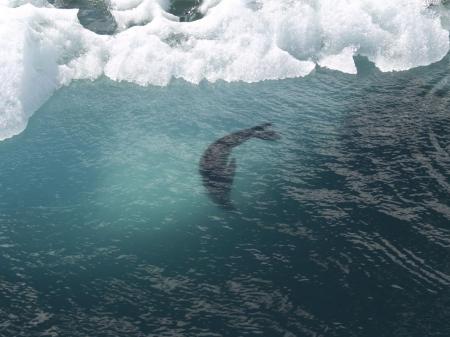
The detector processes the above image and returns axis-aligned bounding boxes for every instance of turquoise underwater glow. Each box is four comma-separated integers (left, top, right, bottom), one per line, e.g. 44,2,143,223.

1,1,450,336
1,55,450,335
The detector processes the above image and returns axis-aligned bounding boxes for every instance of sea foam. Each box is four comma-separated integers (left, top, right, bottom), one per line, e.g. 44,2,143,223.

0,0,449,140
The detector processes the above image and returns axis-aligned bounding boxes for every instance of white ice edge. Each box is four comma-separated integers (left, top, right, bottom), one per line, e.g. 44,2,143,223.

0,0,449,140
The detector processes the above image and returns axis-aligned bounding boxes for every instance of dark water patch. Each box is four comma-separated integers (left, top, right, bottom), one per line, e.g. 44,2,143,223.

169,0,203,22
49,0,117,35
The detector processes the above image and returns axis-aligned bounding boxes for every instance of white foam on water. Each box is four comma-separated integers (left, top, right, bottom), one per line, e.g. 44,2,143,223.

0,0,449,140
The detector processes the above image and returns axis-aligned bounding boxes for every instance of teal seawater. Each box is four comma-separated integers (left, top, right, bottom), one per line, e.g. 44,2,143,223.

0,55,450,336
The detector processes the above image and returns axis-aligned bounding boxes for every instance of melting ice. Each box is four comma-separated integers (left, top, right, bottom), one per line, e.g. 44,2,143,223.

0,0,449,140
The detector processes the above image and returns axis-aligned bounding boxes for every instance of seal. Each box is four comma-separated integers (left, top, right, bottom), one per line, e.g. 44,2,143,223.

199,123,280,209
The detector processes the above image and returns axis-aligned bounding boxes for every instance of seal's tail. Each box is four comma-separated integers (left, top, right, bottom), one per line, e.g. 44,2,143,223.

252,123,281,141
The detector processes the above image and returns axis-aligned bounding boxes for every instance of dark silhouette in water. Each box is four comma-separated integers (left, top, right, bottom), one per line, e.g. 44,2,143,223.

199,123,280,209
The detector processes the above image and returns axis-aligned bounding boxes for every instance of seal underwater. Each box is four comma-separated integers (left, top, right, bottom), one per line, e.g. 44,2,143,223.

199,123,280,209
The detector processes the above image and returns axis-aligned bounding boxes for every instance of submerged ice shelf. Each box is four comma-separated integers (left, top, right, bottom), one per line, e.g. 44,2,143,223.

1,0,450,140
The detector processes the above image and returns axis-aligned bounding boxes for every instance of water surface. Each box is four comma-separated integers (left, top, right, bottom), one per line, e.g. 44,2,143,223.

1,53,449,336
